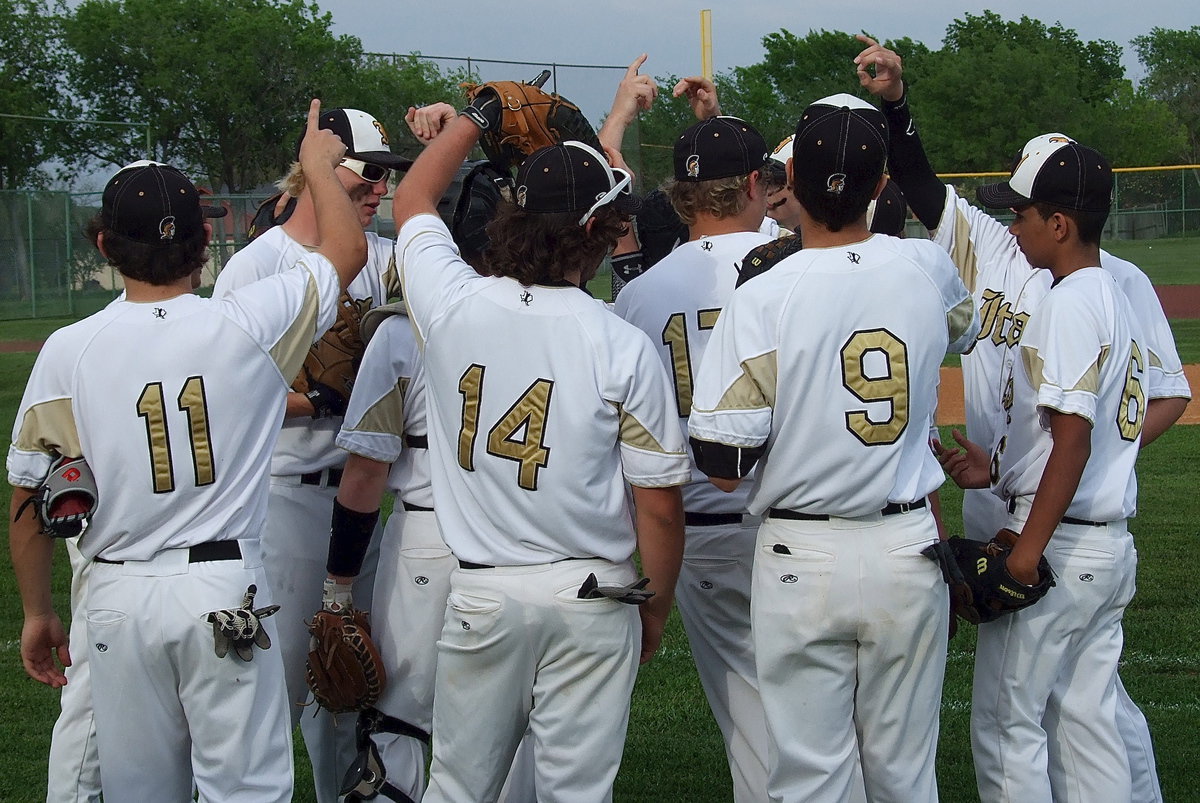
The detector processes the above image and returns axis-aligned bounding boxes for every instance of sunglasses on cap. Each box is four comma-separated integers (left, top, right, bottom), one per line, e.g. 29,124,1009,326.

338,157,391,185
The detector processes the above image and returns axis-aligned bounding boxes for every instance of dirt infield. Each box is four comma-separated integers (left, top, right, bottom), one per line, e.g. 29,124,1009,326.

1157,285,1200,319
938,365,1200,426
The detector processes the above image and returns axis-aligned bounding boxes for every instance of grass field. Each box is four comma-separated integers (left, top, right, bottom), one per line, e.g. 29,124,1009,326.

1,261,1197,800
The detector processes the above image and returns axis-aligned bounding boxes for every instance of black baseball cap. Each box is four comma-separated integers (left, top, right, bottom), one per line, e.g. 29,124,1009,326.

674,116,769,182
514,141,640,224
298,108,413,171
101,160,226,247
792,93,888,197
976,133,1112,213
867,177,908,236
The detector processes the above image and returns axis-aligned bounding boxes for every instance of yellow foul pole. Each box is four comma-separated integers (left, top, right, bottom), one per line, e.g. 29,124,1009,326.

700,9,713,80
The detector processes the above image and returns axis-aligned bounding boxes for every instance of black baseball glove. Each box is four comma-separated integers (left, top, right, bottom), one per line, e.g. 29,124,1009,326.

922,535,1055,624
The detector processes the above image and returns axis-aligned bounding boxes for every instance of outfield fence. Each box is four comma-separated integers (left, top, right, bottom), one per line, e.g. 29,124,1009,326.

1,167,1198,321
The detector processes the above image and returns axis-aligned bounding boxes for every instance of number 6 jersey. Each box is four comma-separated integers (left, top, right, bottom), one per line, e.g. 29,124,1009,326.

7,256,340,561
396,214,691,568
689,234,979,517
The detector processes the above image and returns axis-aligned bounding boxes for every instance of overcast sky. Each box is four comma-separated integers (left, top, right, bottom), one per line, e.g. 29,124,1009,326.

316,0,1195,122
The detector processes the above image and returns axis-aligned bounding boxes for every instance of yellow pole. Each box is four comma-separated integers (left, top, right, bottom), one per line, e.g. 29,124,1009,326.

700,9,713,80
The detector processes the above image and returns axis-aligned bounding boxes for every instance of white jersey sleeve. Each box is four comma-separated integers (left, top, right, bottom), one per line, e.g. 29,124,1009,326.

395,214,478,347
336,311,432,506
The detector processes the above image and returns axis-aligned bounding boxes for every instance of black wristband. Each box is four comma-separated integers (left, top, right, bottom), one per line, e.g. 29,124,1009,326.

305,382,347,419
327,499,379,577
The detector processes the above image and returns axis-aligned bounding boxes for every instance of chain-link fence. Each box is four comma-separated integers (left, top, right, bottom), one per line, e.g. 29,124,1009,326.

2,167,1198,321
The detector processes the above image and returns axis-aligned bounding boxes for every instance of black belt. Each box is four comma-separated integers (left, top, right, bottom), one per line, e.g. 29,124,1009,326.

300,468,343,487
402,501,434,513
404,434,428,449
1061,515,1108,527
768,498,927,521
685,511,743,527
1007,498,1106,528
457,555,592,571
95,540,242,565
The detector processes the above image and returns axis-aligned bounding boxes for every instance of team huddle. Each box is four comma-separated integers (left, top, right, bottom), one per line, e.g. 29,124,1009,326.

7,33,1189,803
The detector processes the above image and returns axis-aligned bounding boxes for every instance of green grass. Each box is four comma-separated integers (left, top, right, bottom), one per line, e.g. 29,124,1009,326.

0,317,1197,801
1103,238,1200,286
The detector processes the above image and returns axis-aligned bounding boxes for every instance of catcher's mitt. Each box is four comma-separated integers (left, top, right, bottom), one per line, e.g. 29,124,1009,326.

306,606,386,714
16,456,98,538
736,234,804,288
923,536,1055,624
461,72,601,170
293,291,371,418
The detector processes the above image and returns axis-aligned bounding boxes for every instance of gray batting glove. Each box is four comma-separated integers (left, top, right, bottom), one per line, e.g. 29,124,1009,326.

577,572,655,605
206,584,280,662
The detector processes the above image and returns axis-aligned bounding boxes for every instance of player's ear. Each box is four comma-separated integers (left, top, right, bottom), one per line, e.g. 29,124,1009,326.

1050,211,1071,244
95,231,110,261
203,221,214,245
871,173,888,201
785,157,794,189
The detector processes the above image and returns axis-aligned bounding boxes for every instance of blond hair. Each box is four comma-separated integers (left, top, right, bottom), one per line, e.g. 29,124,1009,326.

276,161,305,196
664,174,752,226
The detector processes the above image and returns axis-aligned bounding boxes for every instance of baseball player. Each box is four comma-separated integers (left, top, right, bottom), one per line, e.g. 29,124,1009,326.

934,134,1149,802
389,97,690,800
7,100,365,801
614,114,773,802
212,106,409,802
688,94,979,802
856,37,1191,802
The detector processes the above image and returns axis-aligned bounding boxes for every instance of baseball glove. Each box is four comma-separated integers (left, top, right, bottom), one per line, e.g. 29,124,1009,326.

461,72,601,170
736,234,804,288
922,536,1055,624
292,292,370,418
15,456,98,538
305,606,386,714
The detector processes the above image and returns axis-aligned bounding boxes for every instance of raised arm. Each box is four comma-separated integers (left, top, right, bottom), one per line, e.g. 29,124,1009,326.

598,54,658,152
854,35,946,231
404,102,459,146
300,99,368,289
393,114,485,229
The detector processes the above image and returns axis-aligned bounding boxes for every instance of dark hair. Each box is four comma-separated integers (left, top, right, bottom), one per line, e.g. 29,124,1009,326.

1031,202,1108,245
483,203,628,285
794,175,878,233
86,213,209,285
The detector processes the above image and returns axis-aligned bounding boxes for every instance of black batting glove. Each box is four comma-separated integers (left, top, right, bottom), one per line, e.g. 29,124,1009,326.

460,87,503,131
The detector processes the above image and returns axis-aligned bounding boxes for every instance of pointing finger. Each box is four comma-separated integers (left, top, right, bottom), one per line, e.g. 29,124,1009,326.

627,53,648,76
306,98,321,132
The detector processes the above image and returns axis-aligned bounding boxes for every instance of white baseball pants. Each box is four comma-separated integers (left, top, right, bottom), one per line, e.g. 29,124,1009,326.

972,515,1138,803
85,542,293,802
675,518,770,802
752,509,947,803
263,477,382,803
423,559,640,803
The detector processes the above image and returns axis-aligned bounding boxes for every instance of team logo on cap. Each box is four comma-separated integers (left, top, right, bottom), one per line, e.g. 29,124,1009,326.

686,154,701,178
516,185,528,208
1049,136,1072,144
826,174,847,195
159,216,176,240
373,120,389,145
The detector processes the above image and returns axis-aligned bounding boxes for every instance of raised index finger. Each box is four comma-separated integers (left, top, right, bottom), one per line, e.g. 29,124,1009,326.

627,53,648,77
306,98,322,133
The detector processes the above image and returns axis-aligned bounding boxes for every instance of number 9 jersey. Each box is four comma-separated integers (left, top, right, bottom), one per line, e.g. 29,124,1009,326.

689,234,979,517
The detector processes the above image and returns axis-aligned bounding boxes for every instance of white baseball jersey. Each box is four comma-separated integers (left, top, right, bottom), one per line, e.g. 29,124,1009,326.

336,311,432,508
931,185,1190,534
396,214,691,567
689,234,979,516
614,231,771,514
214,226,396,475
995,268,1146,521
8,256,340,561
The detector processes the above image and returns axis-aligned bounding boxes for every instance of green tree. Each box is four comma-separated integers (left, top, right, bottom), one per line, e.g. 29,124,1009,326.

1133,26,1200,163
61,0,459,192
0,0,74,190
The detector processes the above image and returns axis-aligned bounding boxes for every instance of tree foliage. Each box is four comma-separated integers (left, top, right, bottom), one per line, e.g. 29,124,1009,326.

0,0,74,190
61,0,462,191
1133,26,1200,163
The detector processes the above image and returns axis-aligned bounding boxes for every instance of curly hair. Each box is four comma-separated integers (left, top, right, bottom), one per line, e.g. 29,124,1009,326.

664,174,752,227
85,214,209,286
483,204,629,285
